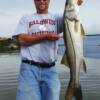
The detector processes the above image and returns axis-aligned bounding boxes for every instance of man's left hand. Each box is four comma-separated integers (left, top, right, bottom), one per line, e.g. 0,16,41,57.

77,0,84,6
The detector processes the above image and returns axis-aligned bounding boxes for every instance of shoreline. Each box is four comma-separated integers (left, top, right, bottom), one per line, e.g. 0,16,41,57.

0,52,100,59
0,52,20,55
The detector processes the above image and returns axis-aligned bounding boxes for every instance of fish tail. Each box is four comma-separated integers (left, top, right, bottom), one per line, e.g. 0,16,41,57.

65,84,74,100
65,84,83,100
74,85,83,100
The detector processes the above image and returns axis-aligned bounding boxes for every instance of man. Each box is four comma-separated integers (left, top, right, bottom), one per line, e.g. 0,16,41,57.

13,0,84,100
14,0,62,100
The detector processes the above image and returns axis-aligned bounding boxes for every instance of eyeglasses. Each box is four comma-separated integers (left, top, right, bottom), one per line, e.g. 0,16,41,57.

35,0,48,2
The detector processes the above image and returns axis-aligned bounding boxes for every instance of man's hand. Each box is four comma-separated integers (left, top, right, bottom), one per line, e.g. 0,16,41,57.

77,0,84,6
46,33,62,41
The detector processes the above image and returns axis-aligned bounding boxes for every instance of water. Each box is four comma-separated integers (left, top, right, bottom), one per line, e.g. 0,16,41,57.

58,35,100,58
0,55,20,100
0,55,100,100
84,35,100,58
0,35,100,100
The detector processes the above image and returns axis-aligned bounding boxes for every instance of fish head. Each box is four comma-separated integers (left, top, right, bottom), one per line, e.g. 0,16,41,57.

64,0,80,21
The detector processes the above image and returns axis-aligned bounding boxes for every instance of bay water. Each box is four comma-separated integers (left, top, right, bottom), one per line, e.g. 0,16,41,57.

0,35,100,100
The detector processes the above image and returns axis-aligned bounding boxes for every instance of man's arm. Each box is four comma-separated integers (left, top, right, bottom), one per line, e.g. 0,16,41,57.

17,32,62,46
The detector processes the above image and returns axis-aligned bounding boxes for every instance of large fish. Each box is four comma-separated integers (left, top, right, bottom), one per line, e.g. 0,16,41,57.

61,0,86,100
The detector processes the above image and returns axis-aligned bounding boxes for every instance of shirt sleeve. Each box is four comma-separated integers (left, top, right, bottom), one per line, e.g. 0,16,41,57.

13,15,29,36
56,14,64,34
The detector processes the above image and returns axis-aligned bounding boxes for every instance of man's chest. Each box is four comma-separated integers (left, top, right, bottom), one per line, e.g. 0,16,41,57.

27,16,57,34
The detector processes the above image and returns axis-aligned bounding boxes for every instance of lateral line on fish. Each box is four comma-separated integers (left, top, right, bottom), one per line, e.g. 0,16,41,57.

65,18,76,78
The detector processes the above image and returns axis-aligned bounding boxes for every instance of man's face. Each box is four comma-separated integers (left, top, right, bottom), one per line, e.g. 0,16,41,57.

34,0,50,13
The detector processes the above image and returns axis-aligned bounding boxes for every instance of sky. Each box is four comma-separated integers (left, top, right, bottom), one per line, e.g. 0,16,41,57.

0,0,100,37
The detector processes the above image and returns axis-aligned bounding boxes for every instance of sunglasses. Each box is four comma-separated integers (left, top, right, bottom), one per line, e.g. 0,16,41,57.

35,0,48,1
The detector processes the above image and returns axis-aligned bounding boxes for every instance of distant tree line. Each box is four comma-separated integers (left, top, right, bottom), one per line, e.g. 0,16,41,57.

0,38,20,53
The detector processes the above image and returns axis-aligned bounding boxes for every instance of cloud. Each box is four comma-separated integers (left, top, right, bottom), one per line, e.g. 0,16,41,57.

0,10,14,16
0,0,100,37
0,10,22,37
80,0,100,34
0,16,18,37
0,0,66,37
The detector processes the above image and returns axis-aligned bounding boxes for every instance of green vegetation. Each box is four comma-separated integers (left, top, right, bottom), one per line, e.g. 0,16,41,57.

0,38,20,53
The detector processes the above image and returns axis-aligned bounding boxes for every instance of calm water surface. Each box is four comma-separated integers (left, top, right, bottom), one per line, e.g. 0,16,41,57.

0,54,100,100
1,35,100,100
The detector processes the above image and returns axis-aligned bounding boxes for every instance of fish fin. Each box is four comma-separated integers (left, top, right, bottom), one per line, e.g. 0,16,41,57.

80,24,85,36
65,85,74,100
74,85,83,100
65,83,83,100
60,50,69,67
83,59,87,73
74,21,86,36
81,59,87,73
74,20,79,33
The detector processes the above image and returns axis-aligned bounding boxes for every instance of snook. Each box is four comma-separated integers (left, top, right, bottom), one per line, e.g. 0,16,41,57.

61,0,86,100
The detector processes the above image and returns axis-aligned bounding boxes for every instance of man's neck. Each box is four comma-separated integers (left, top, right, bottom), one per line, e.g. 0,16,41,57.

37,10,48,14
